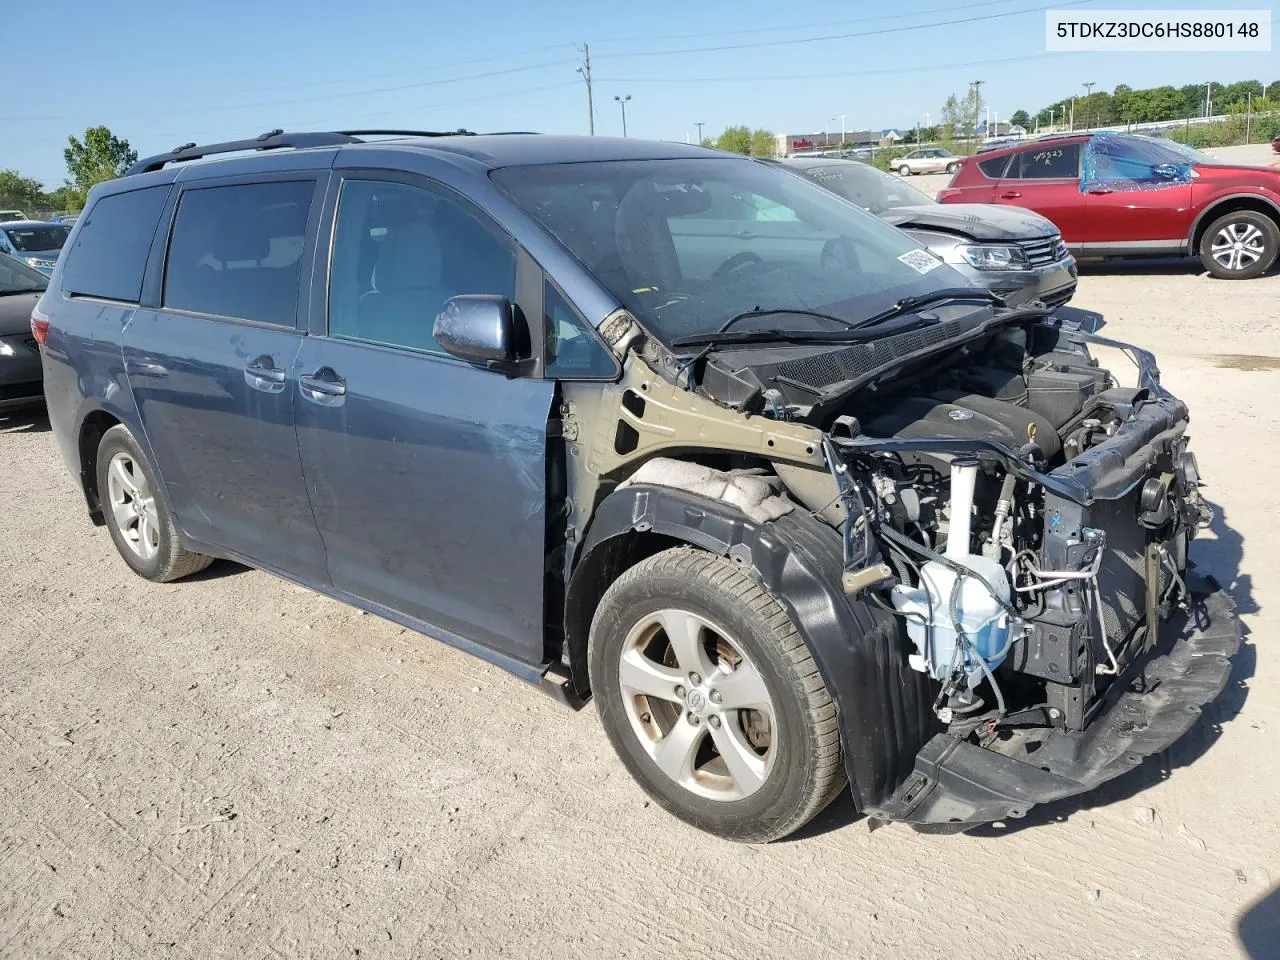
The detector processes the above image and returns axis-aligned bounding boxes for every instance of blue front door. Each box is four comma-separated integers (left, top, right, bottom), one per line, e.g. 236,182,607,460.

293,175,554,666
294,339,554,664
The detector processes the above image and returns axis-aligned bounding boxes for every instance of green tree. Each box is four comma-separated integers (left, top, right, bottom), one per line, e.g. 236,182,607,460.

64,126,138,194
45,186,86,213
0,170,45,209
713,125,752,155
939,93,963,140
1009,110,1031,129
748,128,777,157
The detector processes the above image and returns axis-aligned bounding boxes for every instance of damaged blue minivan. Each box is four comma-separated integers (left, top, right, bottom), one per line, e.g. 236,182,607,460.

35,130,1239,841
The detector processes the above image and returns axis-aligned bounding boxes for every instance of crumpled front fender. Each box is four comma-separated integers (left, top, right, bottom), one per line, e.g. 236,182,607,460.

569,483,938,811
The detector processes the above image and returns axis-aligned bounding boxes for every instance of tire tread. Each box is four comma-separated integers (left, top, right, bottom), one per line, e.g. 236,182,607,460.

598,547,845,841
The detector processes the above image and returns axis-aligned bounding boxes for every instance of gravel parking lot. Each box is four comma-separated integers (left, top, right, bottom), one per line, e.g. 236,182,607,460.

3,152,1279,958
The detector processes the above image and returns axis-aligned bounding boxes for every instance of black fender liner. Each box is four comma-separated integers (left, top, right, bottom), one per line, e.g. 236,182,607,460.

567,483,938,812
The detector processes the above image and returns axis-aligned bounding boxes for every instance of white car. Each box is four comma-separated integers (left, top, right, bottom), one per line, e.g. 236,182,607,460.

895,148,962,176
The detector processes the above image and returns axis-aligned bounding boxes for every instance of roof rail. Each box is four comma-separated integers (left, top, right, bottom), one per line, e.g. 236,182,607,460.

126,127,544,176
336,129,540,137
127,129,360,176
337,128,477,138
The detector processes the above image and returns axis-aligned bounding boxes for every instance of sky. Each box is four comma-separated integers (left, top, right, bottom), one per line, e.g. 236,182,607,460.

6,0,1279,188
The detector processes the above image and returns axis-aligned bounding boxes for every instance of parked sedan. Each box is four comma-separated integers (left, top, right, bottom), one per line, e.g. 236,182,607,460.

0,253,47,410
894,148,961,176
773,156,1076,306
939,132,1280,279
0,220,71,276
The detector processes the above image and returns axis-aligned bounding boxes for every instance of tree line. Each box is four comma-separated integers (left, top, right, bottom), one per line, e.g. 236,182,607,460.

1021,78,1280,130
1,126,137,215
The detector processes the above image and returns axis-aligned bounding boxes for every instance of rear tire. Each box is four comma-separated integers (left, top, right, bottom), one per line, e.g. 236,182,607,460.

589,547,845,842
898,164,911,176
1198,210,1279,280
96,424,213,582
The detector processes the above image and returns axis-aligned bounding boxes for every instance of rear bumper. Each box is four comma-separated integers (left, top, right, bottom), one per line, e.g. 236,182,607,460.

866,569,1241,826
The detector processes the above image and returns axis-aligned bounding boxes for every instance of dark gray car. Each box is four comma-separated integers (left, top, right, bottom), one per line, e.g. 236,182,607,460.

774,157,1077,307
0,253,47,409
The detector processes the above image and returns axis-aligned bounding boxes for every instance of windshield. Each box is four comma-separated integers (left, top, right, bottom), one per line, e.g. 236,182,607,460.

493,158,967,345
0,253,49,293
2,224,70,253
792,161,934,214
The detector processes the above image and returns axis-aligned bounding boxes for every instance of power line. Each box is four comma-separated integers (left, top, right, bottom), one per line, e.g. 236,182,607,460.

594,0,1098,59
154,44,580,102
596,51,1075,84
591,0,1057,43
0,59,575,124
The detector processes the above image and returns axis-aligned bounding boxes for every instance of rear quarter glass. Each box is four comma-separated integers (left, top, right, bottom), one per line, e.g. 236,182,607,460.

60,185,172,302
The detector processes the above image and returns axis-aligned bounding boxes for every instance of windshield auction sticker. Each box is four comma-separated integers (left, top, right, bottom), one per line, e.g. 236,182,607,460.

1047,10,1271,51
898,249,944,274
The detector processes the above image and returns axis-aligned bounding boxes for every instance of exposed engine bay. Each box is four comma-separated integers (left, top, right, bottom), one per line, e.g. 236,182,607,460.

694,311,1211,741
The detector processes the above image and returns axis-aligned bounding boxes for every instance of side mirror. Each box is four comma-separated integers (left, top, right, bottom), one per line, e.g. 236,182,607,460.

434,295,525,371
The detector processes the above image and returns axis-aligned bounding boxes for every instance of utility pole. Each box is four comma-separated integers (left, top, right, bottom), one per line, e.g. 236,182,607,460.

1069,97,1075,132
576,44,594,135
695,121,704,144
1081,81,1095,130
1205,81,1213,117
839,114,847,146
1246,91,1252,143
615,94,631,137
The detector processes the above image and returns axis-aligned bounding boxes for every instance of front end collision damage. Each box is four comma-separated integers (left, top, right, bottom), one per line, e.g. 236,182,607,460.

559,311,1241,827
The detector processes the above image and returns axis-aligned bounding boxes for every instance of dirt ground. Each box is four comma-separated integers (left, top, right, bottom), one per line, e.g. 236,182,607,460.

3,155,1280,958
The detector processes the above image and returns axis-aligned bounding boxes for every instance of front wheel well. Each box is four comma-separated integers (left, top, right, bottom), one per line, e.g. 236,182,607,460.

1192,197,1280,251
78,410,122,523
563,530,685,697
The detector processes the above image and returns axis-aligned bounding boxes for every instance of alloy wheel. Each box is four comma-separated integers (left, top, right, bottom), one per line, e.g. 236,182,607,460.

617,608,777,801
105,451,160,560
1211,221,1267,272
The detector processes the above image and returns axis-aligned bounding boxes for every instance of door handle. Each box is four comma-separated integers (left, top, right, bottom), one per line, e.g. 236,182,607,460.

299,367,347,399
1086,187,1113,195
999,191,1023,199
244,355,287,392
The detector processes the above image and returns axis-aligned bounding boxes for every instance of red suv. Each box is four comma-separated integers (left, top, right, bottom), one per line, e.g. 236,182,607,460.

939,133,1280,279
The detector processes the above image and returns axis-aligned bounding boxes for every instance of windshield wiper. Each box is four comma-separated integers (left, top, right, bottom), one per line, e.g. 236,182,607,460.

669,308,855,349
849,287,1000,330
0,288,45,296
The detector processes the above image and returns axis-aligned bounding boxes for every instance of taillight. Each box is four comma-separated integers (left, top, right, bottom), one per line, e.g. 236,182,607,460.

30,305,50,345
937,188,963,203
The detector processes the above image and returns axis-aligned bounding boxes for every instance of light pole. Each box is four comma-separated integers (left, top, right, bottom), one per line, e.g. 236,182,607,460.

1081,81,1095,130
695,121,704,144
614,94,631,137
1205,81,1213,117
838,114,847,147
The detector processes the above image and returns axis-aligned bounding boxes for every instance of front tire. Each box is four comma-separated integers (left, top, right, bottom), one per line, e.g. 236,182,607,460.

1199,210,1279,279
945,161,961,174
96,424,213,582
898,164,911,176
589,547,845,842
